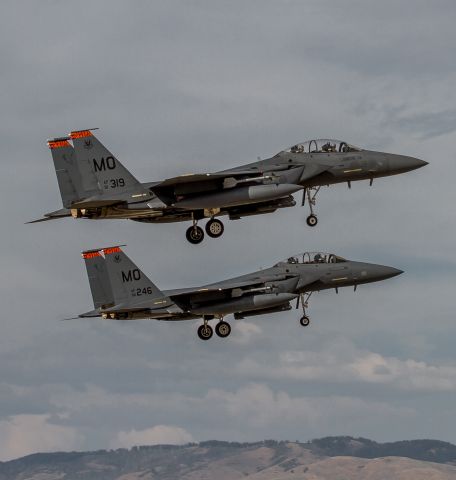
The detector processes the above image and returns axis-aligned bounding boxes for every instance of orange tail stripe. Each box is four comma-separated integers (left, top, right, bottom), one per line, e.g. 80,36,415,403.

103,247,122,255
70,130,93,139
82,251,102,259
48,140,70,149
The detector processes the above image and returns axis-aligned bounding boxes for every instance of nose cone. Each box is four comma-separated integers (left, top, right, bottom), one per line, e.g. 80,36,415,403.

390,154,428,174
366,264,403,282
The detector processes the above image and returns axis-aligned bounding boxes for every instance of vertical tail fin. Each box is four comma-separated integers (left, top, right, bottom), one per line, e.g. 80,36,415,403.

48,138,83,208
82,249,114,309
69,129,142,195
102,246,165,306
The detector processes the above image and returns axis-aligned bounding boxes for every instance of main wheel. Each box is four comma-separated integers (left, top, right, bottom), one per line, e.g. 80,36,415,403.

186,226,204,244
197,324,213,340
205,219,224,238
306,214,318,227
215,321,231,338
299,316,310,327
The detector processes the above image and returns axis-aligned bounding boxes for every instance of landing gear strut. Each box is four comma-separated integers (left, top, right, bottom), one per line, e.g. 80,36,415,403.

303,187,320,227
186,215,204,244
297,292,312,327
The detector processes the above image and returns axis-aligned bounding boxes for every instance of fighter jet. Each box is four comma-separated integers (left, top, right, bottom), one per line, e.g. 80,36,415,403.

78,246,402,340
31,130,427,243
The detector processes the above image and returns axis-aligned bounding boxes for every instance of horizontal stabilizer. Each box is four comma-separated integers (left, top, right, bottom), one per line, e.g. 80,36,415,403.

26,216,64,224
78,309,102,318
101,304,152,313
70,196,124,208
26,208,71,224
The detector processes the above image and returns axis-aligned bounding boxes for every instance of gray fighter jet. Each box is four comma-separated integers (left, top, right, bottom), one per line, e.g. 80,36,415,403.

31,130,427,243
78,246,402,340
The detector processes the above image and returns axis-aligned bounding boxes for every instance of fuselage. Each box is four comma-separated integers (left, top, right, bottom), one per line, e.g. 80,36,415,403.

69,139,427,224
103,254,402,321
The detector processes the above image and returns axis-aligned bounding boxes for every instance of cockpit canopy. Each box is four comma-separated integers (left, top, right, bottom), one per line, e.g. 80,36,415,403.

285,139,362,154
283,252,347,265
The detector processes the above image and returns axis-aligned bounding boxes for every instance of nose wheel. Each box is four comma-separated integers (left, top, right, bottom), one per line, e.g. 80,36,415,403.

306,214,318,227
299,316,310,327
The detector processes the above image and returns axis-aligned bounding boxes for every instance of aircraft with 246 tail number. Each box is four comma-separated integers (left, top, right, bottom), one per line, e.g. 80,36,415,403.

30,129,427,243
75,246,403,340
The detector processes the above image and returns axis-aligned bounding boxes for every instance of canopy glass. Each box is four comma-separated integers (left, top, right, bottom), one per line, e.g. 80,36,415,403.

282,252,347,265
285,139,362,154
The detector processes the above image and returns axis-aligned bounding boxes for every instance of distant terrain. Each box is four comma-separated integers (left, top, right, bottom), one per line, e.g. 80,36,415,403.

2,436,456,480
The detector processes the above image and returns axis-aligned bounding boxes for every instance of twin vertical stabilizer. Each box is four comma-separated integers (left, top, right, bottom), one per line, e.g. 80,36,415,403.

49,129,144,209
81,246,169,314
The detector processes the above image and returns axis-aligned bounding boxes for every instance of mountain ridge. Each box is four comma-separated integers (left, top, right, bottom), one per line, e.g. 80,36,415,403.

2,436,456,480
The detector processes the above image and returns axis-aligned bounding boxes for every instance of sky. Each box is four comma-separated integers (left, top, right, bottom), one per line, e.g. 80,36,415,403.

0,0,455,461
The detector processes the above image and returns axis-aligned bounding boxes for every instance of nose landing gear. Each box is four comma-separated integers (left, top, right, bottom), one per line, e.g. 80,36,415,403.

303,187,320,227
306,214,318,227
297,292,312,327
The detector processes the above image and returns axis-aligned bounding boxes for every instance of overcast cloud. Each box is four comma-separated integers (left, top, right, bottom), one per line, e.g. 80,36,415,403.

0,0,455,460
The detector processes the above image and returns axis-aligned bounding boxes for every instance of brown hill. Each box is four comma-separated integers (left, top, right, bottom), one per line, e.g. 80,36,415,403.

2,438,456,480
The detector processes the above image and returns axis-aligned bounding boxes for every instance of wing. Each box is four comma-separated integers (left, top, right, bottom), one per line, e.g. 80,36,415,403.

166,273,300,310
149,163,331,207
150,170,271,204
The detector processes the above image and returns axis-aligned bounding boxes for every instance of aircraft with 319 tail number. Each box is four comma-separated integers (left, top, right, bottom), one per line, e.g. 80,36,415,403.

30,129,427,244
75,246,403,340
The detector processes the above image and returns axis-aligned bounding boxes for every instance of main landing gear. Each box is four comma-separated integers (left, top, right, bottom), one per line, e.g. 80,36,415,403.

197,316,231,340
302,187,320,227
186,217,225,244
186,225,204,244
297,292,312,327
206,218,224,238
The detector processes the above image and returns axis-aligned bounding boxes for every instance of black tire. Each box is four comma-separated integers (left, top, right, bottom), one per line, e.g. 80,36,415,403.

186,226,204,244
215,321,231,338
306,214,318,227
205,219,224,238
299,316,310,327
197,324,213,340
